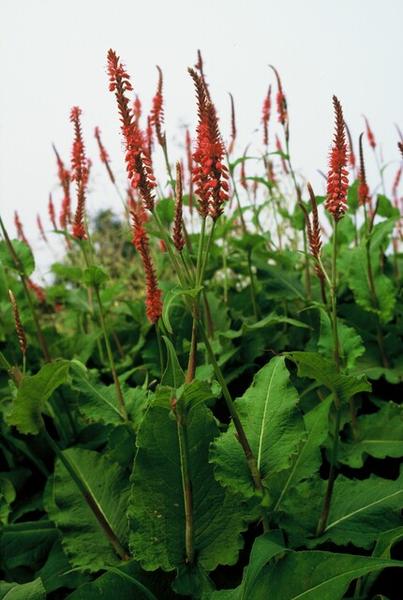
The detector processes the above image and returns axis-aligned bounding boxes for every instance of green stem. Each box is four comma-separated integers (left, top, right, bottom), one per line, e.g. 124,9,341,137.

155,323,164,379
173,399,194,564
42,428,129,561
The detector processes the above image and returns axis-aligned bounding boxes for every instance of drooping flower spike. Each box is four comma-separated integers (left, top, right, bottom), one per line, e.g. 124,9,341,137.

227,92,237,155
94,126,115,184
358,133,370,206
70,106,89,239
325,96,349,221
188,67,229,221
107,49,156,211
8,290,27,356
269,65,289,140
129,201,162,323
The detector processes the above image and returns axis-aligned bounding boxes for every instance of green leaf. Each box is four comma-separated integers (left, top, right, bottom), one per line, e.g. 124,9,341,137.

162,286,202,335
36,540,88,593
0,578,46,600
0,520,58,572
211,531,286,599
44,448,130,572
286,352,371,404
0,239,35,276
243,312,310,332
272,396,332,511
66,561,162,600
161,335,185,388
128,387,246,573
317,309,365,370
252,551,403,600
51,262,83,282
0,476,15,525
316,470,403,548
8,360,70,435
82,265,108,287
210,357,305,500
338,402,403,468
376,194,400,219
361,526,403,596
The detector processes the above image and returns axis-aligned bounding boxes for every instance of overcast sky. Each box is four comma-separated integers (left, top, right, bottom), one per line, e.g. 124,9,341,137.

1,0,402,277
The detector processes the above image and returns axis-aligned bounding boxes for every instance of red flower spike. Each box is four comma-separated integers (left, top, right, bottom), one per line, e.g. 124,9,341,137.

358,133,370,206
129,203,162,324
70,107,88,239
36,214,47,243
52,145,71,228
107,49,156,211
262,85,271,147
344,121,356,173
27,278,46,304
306,183,324,281
270,65,289,140
150,66,165,147
325,96,349,221
188,67,228,220
363,116,376,149
14,211,31,249
8,290,27,355
227,92,237,155
173,162,185,251
94,126,115,184
48,194,57,231
133,96,142,124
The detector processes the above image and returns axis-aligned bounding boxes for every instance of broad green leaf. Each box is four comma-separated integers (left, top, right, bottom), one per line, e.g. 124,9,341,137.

44,448,130,572
338,402,403,467
0,578,46,600
286,352,371,404
82,265,108,287
317,309,365,369
128,387,246,573
66,561,164,600
211,531,286,599
243,312,310,332
8,359,70,435
51,262,83,282
0,520,58,572
161,335,185,388
253,551,403,600
210,357,305,500
361,526,403,596
36,540,88,593
0,239,35,276
317,471,403,548
272,396,332,511
376,194,400,219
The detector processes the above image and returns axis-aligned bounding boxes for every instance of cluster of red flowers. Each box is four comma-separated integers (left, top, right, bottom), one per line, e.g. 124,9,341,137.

358,133,370,207
48,193,57,231
36,214,47,243
270,66,288,139
107,49,156,211
364,116,376,149
14,211,30,249
262,85,271,147
129,201,162,323
8,290,27,355
325,96,349,221
173,162,185,251
227,92,237,155
70,106,89,239
189,67,229,220
305,183,323,278
150,66,165,147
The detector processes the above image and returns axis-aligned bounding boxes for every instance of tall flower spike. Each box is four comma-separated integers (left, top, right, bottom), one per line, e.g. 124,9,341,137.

173,162,185,251
262,85,271,147
363,116,376,149
275,135,289,174
70,106,88,239
150,66,165,147
36,214,47,243
358,133,370,206
94,126,115,184
129,203,162,323
8,290,27,356
52,145,71,229
107,49,156,210
227,92,237,155
306,183,322,262
325,96,349,221
14,211,31,248
270,65,289,140
48,194,57,231
188,67,229,220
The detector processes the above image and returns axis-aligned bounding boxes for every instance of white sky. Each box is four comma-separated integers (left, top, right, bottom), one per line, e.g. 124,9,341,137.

1,0,402,277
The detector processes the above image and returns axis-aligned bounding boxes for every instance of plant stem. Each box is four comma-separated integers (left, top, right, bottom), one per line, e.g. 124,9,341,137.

173,399,194,564
43,428,129,561
155,323,164,379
